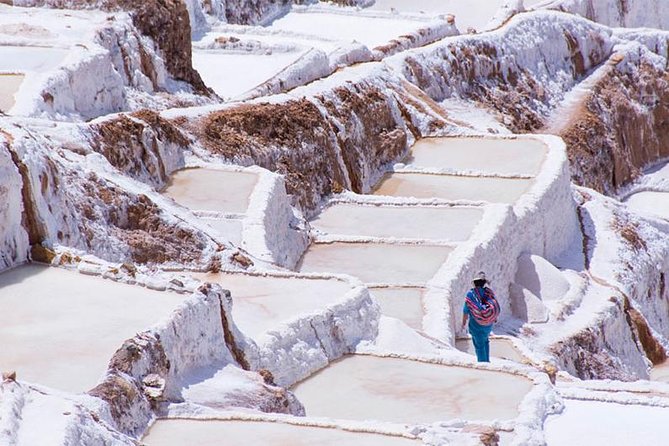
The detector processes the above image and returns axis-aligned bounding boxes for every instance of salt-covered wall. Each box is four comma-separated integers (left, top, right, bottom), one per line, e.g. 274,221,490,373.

242,168,309,268
537,0,669,30
386,10,614,132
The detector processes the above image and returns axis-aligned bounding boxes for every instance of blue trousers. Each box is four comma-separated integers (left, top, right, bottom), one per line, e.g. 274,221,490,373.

469,322,492,362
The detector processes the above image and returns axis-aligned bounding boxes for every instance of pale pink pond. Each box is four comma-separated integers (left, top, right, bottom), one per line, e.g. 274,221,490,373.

297,242,452,284
143,419,419,446
0,265,184,393
162,169,258,214
374,173,532,203
292,355,532,423
311,204,482,241
405,137,546,176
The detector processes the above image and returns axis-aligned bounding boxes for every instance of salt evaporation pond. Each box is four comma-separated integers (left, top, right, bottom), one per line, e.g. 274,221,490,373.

143,420,419,446
0,46,68,72
192,50,306,99
0,73,23,112
545,399,669,446
651,360,669,383
0,264,184,393
298,242,452,284
201,218,243,245
374,173,532,203
292,355,532,422
162,168,258,214
405,137,546,176
625,191,669,218
455,338,525,362
269,10,426,49
370,287,424,330
192,272,352,338
311,203,482,241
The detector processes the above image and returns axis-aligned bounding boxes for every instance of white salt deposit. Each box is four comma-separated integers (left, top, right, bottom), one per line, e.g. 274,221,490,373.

311,204,482,241
514,254,570,302
191,272,353,338
545,399,669,446
0,265,184,393
192,50,306,100
269,10,428,50
404,137,546,176
651,360,669,383
162,168,258,214
298,242,452,285
292,355,532,423
143,419,419,445
0,46,68,72
370,287,424,330
625,191,669,219
374,173,533,203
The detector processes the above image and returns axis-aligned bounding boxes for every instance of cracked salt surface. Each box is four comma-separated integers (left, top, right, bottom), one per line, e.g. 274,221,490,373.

374,172,533,203
370,287,424,330
143,419,419,445
292,355,532,423
0,264,184,393
191,272,353,339
0,73,23,112
297,242,452,285
404,137,547,176
311,203,482,241
162,168,258,214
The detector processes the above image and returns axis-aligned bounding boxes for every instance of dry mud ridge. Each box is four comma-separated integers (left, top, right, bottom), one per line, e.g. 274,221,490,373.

2,0,669,445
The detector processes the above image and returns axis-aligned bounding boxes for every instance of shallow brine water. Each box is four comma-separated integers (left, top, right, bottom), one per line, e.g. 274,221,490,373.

292,355,533,423
143,419,419,445
162,168,258,214
405,137,546,176
0,265,184,393
298,242,452,284
311,203,482,241
192,272,353,338
374,173,533,203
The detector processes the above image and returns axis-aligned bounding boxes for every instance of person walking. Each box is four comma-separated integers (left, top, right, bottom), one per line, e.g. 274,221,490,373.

461,271,500,362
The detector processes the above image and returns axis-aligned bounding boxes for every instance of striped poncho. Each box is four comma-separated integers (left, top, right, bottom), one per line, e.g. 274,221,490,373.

465,286,500,326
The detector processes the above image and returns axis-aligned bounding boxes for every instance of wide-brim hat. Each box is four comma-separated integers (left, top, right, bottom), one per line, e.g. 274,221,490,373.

472,271,487,283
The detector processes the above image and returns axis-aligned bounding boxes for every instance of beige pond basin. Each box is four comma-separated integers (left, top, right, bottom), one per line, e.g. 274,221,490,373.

455,337,525,362
374,173,532,203
311,204,482,241
0,264,184,393
0,73,24,112
292,355,532,423
651,360,669,383
370,287,424,330
405,137,546,176
143,419,419,446
192,272,353,338
625,191,669,219
297,242,452,284
162,168,258,214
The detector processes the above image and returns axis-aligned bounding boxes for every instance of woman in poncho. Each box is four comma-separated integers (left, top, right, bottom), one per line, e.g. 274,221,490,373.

461,271,500,362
